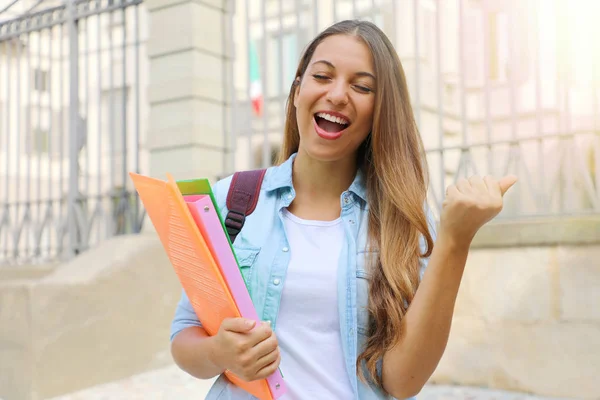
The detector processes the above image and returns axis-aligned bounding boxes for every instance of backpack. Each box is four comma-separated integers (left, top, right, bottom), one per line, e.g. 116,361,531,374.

224,169,267,243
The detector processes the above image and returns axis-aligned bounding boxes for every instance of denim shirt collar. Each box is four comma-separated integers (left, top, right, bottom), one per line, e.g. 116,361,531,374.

263,152,368,203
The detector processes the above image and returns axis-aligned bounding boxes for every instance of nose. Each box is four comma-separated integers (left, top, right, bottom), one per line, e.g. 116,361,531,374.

326,80,349,106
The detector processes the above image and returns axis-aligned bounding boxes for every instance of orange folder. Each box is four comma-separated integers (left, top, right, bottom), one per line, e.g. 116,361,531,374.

129,172,275,400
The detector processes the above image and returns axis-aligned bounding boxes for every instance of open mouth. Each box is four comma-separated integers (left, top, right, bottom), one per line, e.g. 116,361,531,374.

313,112,350,139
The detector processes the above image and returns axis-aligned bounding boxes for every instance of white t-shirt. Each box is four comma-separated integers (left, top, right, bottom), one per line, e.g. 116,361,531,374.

276,209,354,399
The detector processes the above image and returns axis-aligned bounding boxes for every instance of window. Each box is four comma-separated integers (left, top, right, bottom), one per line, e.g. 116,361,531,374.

101,87,129,154
24,106,71,157
30,127,51,154
266,31,303,97
485,7,530,85
33,68,49,92
26,106,49,154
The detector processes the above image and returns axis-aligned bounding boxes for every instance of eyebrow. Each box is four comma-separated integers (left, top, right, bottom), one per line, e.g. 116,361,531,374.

311,59,376,80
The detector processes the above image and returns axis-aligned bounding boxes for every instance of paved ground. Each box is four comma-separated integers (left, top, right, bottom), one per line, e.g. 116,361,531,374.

46,364,572,400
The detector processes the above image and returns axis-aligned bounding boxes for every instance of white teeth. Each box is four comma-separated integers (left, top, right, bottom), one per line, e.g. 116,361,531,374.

316,112,349,125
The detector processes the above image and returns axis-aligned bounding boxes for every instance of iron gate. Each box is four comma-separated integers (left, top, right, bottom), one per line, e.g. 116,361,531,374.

228,0,600,220
0,0,147,265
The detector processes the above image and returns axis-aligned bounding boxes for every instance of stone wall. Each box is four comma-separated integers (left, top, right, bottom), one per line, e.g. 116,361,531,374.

430,219,600,399
1,221,598,400
0,234,180,400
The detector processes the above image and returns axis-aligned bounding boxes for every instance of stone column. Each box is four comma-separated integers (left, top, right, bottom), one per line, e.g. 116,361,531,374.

146,0,231,181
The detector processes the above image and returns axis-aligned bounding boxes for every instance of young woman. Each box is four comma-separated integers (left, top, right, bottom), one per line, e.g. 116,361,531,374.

170,20,517,399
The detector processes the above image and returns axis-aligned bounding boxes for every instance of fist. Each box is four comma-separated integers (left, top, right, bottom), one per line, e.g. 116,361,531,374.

212,318,281,382
440,174,518,246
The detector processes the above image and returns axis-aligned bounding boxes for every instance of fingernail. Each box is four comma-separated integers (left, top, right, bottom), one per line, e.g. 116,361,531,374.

245,319,254,328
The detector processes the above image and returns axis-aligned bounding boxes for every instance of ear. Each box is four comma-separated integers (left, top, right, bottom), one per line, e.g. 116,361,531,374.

293,77,301,108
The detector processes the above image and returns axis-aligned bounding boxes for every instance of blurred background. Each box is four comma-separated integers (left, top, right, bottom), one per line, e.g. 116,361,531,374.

0,0,598,399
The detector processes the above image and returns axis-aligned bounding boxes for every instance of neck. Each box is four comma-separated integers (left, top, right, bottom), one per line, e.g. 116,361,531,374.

292,149,358,202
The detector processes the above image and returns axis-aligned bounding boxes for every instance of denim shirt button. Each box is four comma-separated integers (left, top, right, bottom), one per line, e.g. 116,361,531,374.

273,278,281,286
282,247,289,252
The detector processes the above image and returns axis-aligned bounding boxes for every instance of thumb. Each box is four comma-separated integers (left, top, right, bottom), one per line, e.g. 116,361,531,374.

223,318,256,333
498,174,518,196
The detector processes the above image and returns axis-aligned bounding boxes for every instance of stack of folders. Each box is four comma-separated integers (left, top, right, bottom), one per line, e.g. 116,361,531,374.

129,172,287,400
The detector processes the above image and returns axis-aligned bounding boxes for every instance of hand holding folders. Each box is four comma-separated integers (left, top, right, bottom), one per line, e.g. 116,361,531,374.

212,318,281,382
129,172,286,400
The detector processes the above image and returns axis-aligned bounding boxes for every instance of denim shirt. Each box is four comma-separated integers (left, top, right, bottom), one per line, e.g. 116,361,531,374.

170,153,436,399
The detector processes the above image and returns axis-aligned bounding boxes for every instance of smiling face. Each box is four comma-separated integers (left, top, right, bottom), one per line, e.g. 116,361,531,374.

293,34,376,163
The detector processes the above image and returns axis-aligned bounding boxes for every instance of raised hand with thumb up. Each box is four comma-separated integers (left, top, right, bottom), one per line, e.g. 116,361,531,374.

440,174,518,248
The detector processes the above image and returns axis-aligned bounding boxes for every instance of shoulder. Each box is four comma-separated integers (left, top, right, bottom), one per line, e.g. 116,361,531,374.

211,167,274,216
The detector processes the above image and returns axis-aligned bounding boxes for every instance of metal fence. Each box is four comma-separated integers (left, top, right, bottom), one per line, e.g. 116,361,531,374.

229,0,600,220
0,0,146,266
1,0,598,265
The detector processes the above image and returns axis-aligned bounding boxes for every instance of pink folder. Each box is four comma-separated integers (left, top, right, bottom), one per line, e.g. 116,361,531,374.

184,194,287,398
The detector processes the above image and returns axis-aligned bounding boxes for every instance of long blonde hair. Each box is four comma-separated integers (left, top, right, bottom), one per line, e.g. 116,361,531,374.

277,20,434,389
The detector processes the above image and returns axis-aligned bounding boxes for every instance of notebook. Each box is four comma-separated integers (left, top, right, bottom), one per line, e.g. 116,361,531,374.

129,172,286,400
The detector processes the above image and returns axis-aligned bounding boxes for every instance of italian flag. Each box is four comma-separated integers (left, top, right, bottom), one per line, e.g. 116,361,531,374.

249,41,263,117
